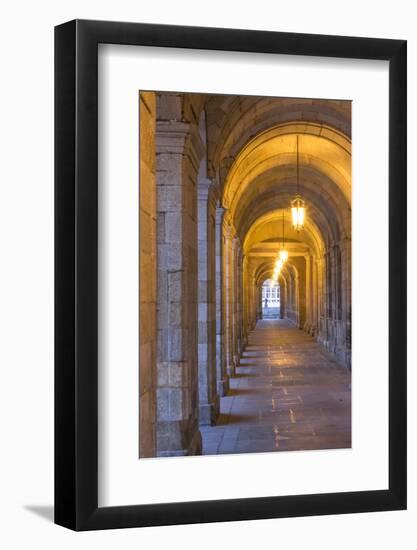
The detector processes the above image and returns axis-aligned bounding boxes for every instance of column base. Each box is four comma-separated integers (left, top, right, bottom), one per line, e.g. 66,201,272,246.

199,395,220,426
156,419,202,457
217,376,230,397
335,347,351,369
227,362,236,378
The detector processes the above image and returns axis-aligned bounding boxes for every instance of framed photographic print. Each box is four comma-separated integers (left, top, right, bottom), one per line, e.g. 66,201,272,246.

54,19,407,530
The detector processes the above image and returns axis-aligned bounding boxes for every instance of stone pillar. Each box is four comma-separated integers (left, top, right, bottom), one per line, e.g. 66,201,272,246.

242,254,249,348
292,257,305,329
215,205,229,396
328,245,337,353
279,278,286,319
257,284,262,321
310,254,316,334
237,248,245,352
223,222,236,378
286,272,294,323
316,254,327,346
232,237,241,369
155,117,204,456
295,272,301,327
197,179,219,425
139,92,157,458
248,266,258,330
326,249,333,349
303,254,312,334
340,236,352,368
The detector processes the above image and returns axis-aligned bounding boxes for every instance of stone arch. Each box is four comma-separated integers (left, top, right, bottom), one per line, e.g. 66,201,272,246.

220,120,351,366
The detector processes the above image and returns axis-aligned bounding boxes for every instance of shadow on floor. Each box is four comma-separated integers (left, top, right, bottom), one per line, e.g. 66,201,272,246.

24,505,54,523
216,413,253,426
227,388,258,396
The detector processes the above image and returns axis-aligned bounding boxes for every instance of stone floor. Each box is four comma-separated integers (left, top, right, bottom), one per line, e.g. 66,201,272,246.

201,319,351,455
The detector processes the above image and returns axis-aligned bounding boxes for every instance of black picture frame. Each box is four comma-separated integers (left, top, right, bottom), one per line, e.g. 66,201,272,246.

55,19,407,531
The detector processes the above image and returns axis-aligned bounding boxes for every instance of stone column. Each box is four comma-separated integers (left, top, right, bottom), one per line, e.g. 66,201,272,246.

155,118,204,456
295,272,301,327
242,254,249,347
279,278,286,319
292,257,305,329
223,222,236,378
328,245,338,353
215,205,229,396
311,255,318,336
197,179,219,425
232,237,241,369
257,284,262,321
303,254,312,334
286,273,294,323
316,254,327,346
340,236,352,368
236,248,245,353
248,266,257,330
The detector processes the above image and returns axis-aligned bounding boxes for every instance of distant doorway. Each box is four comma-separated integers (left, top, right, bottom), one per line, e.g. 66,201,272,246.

262,279,280,319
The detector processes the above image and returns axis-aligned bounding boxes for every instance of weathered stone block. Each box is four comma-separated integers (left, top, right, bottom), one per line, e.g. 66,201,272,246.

156,388,171,421
157,184,182,212
168,301,183,327
157,93,183,120
168,328,185,362
167,271,183,302
165,212,182,243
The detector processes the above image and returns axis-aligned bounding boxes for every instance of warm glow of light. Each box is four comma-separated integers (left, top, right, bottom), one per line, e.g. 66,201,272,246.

273,258,283,281
291,196,305,231
279,248,288,263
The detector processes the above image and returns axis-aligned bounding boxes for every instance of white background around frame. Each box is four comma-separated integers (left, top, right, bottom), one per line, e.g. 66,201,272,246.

98,44,388,506
1,1,416,549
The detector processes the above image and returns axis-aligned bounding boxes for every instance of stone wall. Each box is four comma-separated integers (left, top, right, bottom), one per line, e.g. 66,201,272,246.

139,92,157,458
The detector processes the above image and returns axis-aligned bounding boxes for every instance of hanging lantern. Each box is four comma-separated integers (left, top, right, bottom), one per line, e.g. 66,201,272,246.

291,196,305,231
278,210,289,262
279,248,288,262
291,135,305,231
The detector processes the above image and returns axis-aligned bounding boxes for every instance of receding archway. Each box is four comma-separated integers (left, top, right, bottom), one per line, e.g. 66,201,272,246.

261,278,280,319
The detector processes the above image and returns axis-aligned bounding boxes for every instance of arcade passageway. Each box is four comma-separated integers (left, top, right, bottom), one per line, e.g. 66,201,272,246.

139,91,352,458
201,320,351,455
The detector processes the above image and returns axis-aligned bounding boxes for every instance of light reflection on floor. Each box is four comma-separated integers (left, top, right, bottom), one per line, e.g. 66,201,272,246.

201,319,351,456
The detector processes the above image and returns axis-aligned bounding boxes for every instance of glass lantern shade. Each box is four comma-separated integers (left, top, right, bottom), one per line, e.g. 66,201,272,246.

291,196,305,231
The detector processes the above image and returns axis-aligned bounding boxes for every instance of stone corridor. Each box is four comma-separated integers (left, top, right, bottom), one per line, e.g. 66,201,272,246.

139,92,352,457
201,320,351,455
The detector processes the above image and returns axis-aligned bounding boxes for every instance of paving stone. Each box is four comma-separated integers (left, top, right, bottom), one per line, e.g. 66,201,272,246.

202,319,351,456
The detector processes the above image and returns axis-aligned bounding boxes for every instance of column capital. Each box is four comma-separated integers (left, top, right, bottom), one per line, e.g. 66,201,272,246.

215,204,226,224
156,120,205,173
198,177,218,205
